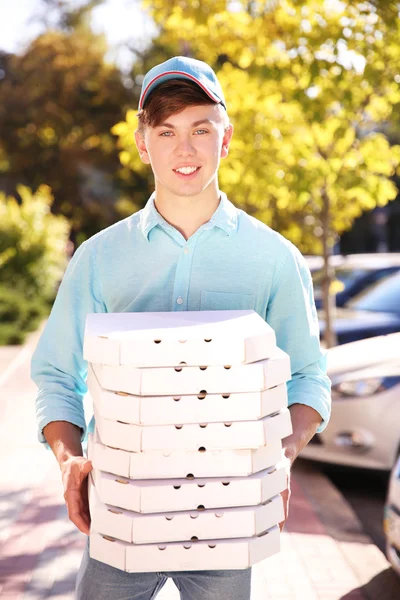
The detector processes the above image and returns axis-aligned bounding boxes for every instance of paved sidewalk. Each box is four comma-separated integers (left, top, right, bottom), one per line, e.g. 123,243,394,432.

1,332,399,600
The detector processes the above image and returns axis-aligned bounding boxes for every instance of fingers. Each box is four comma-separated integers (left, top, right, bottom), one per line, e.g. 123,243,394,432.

62,457,93,535
65,488,91,535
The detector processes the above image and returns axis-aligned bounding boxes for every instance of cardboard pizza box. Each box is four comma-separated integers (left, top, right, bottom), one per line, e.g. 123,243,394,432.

89,476,285,544
94,407,292,453
84,310,277,367
90,348,291,396
88,431,284,479
92,462,288,514
88,363,288,425
89,526,280,572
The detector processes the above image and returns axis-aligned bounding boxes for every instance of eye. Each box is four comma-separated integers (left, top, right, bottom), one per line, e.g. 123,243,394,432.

194,129,208,135
160,131,173,137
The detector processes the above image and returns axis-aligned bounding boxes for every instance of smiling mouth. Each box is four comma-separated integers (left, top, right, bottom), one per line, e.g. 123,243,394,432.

173,167,201,176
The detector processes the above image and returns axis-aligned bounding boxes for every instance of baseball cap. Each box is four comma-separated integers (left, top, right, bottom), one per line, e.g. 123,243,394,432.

138,56,227,111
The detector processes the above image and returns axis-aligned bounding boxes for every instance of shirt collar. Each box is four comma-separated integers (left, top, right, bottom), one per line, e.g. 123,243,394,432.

139,191,238,241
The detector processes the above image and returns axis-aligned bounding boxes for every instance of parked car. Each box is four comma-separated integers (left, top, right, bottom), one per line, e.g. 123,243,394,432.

312,254,400,310
301,333,400,471
384,454,400,577
318,270,400,345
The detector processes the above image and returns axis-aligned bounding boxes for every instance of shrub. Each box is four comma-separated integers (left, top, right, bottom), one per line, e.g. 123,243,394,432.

0,184,70,301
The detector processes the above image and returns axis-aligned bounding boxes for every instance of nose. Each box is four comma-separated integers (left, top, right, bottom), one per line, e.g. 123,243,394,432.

175,134,196,157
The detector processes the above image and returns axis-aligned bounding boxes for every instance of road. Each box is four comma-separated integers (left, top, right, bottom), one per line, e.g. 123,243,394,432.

319,463,389,553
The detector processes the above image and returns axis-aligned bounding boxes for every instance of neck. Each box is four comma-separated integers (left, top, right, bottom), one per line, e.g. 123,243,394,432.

154,182,221,240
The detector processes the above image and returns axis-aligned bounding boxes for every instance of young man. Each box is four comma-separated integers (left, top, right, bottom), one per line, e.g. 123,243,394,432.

31,56,331,600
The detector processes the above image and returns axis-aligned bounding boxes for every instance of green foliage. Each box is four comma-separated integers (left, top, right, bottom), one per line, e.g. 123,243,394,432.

0,285,48,345
113,0,400,254
0,184,70,300
0,26,136,241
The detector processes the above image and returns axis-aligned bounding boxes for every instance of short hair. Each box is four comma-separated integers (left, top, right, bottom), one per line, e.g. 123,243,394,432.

137,79,230,134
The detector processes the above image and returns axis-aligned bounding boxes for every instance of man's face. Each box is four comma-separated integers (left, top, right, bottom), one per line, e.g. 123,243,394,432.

135,104,233,199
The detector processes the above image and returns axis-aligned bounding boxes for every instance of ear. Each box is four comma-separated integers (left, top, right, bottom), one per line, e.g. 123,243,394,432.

221,123,234,159
134,130,151,164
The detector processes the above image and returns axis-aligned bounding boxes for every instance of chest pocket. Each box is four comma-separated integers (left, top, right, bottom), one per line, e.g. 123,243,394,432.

200,290,256,311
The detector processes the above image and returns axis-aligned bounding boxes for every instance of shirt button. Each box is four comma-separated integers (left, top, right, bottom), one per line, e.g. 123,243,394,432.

176,297,183,305
184,247,189,254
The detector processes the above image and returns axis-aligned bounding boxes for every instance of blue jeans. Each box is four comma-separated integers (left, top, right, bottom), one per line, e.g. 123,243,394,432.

75,540,251,600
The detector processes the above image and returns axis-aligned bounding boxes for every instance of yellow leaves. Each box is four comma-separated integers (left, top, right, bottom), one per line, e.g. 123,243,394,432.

119,151,132,166
126,110,139,128
37,126,58,146
111,121,129,136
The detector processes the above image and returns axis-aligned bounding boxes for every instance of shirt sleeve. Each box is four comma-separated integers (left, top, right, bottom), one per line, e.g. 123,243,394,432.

266,244,331,433
31,241,106,443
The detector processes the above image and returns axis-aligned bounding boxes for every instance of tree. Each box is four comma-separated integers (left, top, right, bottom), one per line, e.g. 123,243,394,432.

115,0,400,346
0,22,136,242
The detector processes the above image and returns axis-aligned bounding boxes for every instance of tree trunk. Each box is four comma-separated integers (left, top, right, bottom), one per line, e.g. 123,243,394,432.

321,189,337,348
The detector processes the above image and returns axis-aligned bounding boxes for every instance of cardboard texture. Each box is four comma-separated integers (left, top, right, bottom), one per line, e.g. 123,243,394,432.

84,310,277,367
92,462,288,514
89,431,284,479
89,477,285,544
89,527,280,572
91,348,291,396
88,363,288,425
94,408,292,453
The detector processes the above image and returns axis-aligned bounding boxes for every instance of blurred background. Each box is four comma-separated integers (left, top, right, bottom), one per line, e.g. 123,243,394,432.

1,1,400,598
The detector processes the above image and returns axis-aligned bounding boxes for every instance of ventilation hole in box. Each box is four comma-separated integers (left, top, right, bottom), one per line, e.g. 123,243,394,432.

257,531,269,537
222,394,230,399
180,361,187,365
178,340,187,343
158,545,167,551
175,424,183,430
173,396,181,402
102,535,116,542
173,485,181,490
222,482,230,486
199,423,207,429
191,536,199,542
197,505,205,511
165,516,174,521
108,509,122,515
204,338,212,343
116,391,129,397
198,447,206,453
115,478,129,485
199,366,207,371
183,544,192,550
154,340,162,344
224,423,232,427
190,513,199,519
174,367,183,372
214,512,223,518
186,473,194,480
208,544,216,549
224,365,232,370
197,390,207,399
197,483,205,488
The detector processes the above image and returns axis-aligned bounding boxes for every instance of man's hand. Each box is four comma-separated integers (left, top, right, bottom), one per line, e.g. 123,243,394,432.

61,456,92,535
43,421,92,535
279,403,323,531
279,458,292,531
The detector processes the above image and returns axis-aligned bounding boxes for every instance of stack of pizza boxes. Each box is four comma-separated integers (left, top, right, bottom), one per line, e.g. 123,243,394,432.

83,310,292,572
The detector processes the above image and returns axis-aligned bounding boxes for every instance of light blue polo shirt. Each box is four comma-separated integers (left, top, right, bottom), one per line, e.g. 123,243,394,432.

31,192,331,443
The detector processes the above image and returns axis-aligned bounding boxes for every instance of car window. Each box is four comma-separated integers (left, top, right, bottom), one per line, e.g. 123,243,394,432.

346,272,400,313
312,267,370,289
